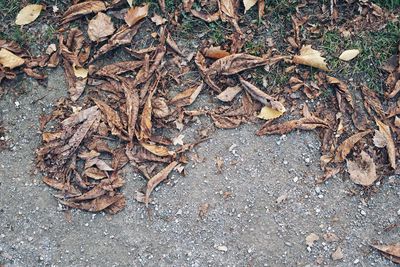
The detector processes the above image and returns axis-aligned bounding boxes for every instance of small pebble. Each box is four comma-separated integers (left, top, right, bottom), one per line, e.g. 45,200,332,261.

354,259,360,264
360,210,366,216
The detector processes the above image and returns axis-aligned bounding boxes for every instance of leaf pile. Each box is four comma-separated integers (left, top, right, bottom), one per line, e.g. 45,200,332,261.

0,1,398,215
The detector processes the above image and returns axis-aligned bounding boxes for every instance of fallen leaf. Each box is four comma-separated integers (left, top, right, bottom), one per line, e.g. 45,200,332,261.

170,82,203,107
145,161,178,205
339,49,360,61
73,65,88,78
217,85,242,102
122,81,139,142
88,12,115,42
293,45,329,71
327,76,354,108
332,246,344,261
372,243,400,264
323,233,340,242
15,4,43,25
61,194,125,213
215,245,228,252
306,233,319,247
373,130,387,148
151,14,167,25
347,151,377,186
172,134,185,146
220,0,237,18
395,116,400,128
199,203,210,219
204,46,230,59
127,0,133,7
215,156,223,174
62,1,106,24
0,49,25,69
124,4,149,27
335,130,371,162
191,10,220,22
141,142,172,157
243,0,258,13
257,115,329,135
375,119,396,169
139,91,154,141
258,106,285,120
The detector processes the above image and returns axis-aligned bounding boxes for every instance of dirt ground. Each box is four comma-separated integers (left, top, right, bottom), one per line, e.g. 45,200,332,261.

0,68,399,266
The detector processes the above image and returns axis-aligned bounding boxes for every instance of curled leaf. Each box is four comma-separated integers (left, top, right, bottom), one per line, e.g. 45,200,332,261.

170,82,203,107
15,4,42,25
243,0,258,13
375,119,396,169
372,243,400,264
62,1,106,24
335,130,371,162
145,161,178,205
124,4,149,26
293,45,329,71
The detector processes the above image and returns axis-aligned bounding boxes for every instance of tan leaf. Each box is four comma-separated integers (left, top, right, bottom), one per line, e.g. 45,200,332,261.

395,116,400,128
306,233,319,247
127,0,133,7
347,151,377,186
335,130,371,162
332,247,344,261
139,92,153,141
258,106,285,120
326,76,354,108
220,0,237,18
243,0,258,13
15,4,42,25
373,130,387,148
122,80,139,142
145,161,178,205
211,114,242,129
85,167,107,180
293,45,329,71
151,14,167,25
124,4,149,27
199,203,210,219
323,233,340,242
152,97,170,118
73,64,88,78
204,46,230,59
62,1,106,24
190,10,220,22
257,115,329,135
170,82,203,107
375,119,396,169
0,49,25,69
141,142,172,157
42,132,63,142
217,85,242,102
339,49,360,61
61,194,125,213
208,53,274,75
88,12,115,42
372,243,400,264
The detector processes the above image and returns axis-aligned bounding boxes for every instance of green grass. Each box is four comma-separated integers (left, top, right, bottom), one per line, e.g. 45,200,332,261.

372,0,400,9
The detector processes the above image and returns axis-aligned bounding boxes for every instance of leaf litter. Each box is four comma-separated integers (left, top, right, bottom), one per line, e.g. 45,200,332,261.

0,0,397,236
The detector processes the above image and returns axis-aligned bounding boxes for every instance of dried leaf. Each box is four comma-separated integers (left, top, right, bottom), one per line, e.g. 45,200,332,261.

293,45,329,71
306,233,319,247
243,0,258,13
151,14,167,25
124,4,149,26
204,46,230,59
258,106,284,120
191,10,220,22
208,53,271,75
0,49,25,69
141,142,172,157
62,1,107,24
375,119,396,169
15,4,42,25
347,151,377,186
122,82,139,142
152,97,170,118
257,115,329,135
323,233,340,242
61,194,125,213
373,130,387,148
199,203,210,219
170,82,203,107
145,161,178,205
327,76,354,108
217,85,242,102
88,12,115,42
73,65,88,78
335,130,371,162
339,49,360,61
332,247,344,261
139,91,153,141
372,243,400,264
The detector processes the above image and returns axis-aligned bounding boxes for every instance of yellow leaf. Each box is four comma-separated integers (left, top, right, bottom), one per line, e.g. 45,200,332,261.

243,0,258,13
73,64,88,78
257,106,284,120
141,142,174,157
0,48,25,69
15,4,43,25
339,49,360,61
293,45,329,71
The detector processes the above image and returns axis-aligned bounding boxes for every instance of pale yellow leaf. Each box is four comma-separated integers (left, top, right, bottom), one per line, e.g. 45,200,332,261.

15,4,42,25
73,65,88,78
293,45,329,71
0,48,25,69
243,0,258,12
87,12,115,42
339,49,360,61
258,106,284,120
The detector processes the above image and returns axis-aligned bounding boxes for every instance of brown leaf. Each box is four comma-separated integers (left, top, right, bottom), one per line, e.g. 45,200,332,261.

190,10,220,22
195,51,221,93
141,142,172,157
293,45,329,71
124,4,149,26
122,82,139,142
211,114,242,129
88,12,115,42
327,76,354,108
62,1,107,24
204,46,230,59
61,194,125,213
347,151,377,186
93,99,125,133
95,60,143,78
240,77,286,112
152,97,170,118
170,82,203,107
220,0,237,18
151,14,167,25
217,85,242,102
256,115,329,135
62,106,98,128
139,91,153,141
334,130,372,162
199,203,210,219
372,243,400,264
0,48,25,69
375,118,396,169
42,176,81,196
145,161,178,205
208,53,272,76
360,85,384,118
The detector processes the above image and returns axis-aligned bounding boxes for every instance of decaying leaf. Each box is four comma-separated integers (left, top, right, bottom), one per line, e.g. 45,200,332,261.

347,151,377,186
62,1,107,24
141,142,172,157
204,46,230,59
199,203,210,219
151,14,167,25
61,194,125,213
15,4,43,25
327,76,354,108
372,243,400,264
332,246,344,261
375,119,396,169
0,49,25,69
73,65,88,78
124,4,149,27
145,161,178,205
258,106,284,120
170,83,203,107
293,45,329,71
88,12,115,42
243,0,258,13
306,233,319,247
257,115,329,135
339,49,360,61
335,130,371,162
191,10,220,22
217,85,242,102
